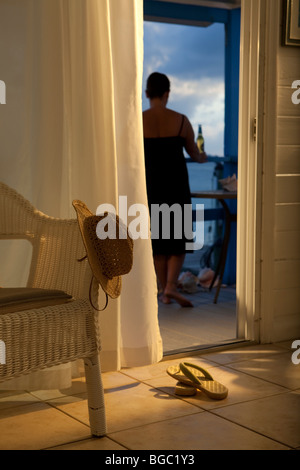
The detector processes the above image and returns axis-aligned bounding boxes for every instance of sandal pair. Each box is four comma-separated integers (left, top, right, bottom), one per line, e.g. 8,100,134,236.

167,362,228,400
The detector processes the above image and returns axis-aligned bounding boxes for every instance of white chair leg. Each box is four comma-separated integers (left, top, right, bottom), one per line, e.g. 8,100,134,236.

84,353,107,437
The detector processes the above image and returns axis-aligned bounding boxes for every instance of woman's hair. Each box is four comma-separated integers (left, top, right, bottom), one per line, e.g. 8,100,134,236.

146,72,170,99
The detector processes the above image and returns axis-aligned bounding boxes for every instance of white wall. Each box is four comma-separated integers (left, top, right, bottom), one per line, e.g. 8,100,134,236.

272,8,300,341
259,0,300,342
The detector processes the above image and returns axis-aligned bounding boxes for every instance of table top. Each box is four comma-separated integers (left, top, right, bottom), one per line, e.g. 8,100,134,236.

191,190,237,200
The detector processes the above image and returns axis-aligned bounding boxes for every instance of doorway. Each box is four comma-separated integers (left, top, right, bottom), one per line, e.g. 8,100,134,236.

143,4,241,355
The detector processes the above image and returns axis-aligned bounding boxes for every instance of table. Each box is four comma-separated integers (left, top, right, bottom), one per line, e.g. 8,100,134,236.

190,190,237,304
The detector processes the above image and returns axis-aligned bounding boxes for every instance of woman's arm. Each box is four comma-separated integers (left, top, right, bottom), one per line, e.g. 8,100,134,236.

183,116,207,163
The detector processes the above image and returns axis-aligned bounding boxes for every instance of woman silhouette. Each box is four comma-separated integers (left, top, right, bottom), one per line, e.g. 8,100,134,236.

143,72,207,307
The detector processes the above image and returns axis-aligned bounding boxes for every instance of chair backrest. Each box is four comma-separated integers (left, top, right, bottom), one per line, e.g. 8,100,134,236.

0,182,95,300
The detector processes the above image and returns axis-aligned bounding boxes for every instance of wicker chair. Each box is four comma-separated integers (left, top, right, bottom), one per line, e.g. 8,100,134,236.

0,182,107,437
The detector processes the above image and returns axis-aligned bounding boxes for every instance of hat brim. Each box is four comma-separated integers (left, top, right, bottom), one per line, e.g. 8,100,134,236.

72,199,122,299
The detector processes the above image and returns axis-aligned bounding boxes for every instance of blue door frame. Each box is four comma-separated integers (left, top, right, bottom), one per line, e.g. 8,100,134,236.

144,1,240,285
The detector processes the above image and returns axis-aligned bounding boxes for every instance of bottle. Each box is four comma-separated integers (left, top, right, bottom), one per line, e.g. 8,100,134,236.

196,124,205,153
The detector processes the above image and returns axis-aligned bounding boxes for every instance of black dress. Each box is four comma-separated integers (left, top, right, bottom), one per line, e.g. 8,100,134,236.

144,116,192,255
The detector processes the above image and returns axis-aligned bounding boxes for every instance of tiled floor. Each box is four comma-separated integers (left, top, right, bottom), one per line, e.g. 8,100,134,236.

0,341,299,450
159,285,236,354
159,246,237,354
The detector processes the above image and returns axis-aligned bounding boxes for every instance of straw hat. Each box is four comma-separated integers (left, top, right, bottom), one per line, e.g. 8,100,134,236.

72,200,133,301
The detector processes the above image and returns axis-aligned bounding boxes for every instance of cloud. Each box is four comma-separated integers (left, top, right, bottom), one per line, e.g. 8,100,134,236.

142,21,225,156
169,76,224,102
168,75,224,124
143,74,224,156
143,21,225,80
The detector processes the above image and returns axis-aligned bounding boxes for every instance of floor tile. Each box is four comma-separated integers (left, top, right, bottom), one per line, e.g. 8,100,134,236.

122,355,219,382
158,287,236,353
108,412,289,450
203,343,291,365
102,370,139,390
227,351,300,390
275,340,298,351
49,382,203,434
144,365,287,410
49,436,127,450
213,390,300,449
29,377,87,401
0,391,39,411
0,390,26,398
0,402,91,450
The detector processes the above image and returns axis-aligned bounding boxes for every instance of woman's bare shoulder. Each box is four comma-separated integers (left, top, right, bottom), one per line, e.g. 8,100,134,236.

143,108,188,137
166,108,181,115
143,108,182,118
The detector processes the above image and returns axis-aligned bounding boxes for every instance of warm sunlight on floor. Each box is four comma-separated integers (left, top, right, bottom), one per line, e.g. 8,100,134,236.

1,341,299,450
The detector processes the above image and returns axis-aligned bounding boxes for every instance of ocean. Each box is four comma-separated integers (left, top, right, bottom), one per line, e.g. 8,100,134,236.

187,160,223,243
185,160,224,272
187,161,220,195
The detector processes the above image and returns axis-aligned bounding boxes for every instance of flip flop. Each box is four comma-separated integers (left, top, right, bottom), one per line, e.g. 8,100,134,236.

174,382,197,397
166,366,197,396
180,362,228,400
167,364,192,385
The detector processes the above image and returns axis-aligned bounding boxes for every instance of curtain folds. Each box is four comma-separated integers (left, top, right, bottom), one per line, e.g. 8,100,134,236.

0,0,162,389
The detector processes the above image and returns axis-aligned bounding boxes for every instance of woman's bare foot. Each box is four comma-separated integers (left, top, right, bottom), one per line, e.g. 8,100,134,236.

164,285,193,308
158,294,172,304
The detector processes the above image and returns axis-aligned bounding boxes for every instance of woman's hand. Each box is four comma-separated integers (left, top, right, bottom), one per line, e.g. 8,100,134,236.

183,118,208,164
198,152,208,163
188,146,208,164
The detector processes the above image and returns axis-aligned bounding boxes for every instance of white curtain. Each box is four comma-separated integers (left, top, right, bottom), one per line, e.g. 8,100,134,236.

0,0,162,388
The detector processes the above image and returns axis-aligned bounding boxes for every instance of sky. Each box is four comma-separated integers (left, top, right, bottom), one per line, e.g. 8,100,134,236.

142,21,225,156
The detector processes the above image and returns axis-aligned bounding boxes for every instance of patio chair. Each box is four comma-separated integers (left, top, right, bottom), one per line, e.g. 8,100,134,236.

0,182,106,437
